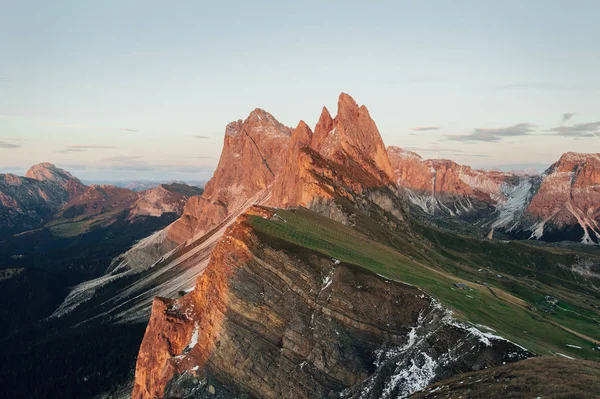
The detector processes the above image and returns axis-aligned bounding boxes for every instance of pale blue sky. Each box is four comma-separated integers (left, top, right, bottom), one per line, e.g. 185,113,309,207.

1,1,599,180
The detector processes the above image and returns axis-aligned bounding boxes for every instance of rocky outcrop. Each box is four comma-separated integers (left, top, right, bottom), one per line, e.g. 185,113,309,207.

129,184,202,219
132,208,530,399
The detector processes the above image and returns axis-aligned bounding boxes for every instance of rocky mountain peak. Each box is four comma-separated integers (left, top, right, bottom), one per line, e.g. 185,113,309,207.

311,106,334,152
290,120,313,149
24,163,85,199
321,93,394,181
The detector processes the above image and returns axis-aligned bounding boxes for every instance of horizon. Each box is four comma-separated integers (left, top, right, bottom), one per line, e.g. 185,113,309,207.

1,1,599,180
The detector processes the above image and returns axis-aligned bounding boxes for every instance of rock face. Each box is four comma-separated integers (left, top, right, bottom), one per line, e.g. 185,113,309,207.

269,94,398,221
387,146,528,220
114,109,292,273
388,147,600,245
168,109,291,244
129,183,203,219
132,208,530,399
522,152,600,244
0,163,85,233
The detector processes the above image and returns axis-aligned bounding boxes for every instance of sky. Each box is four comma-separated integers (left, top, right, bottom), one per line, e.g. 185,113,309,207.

1,1,599,181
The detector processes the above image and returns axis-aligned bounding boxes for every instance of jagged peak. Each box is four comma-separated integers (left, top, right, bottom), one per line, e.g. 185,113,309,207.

312,106,334,152
337,92,361,121
291,120,313,148
225,108,291,140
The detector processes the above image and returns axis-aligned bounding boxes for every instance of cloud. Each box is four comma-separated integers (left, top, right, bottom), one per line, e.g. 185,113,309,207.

412,126,441,132
122,128,139,132
405,146,489,158
96,155,213,174
55,148,88,154
0,140,21,149
561,113,576,123
69,145,116,149
193,135,211,139
546,121,600,137
445,123,536,142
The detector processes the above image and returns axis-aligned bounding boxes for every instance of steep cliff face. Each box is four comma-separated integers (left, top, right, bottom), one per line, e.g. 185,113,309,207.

168,109,291,244
269,94,399,223
132,208,530,399
387,146,529,221
112,109,292,272
0,163,85,233
313,93,394,184
522,152,600,244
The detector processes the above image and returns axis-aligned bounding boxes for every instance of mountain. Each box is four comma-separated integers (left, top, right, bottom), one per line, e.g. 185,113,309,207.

387,147,600,245
3,94,599,399
0,163,86,234
130,94,600,399
521,152,600,244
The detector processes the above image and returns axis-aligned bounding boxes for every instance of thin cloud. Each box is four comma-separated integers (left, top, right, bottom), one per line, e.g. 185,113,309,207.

405,146,488,158
55,148,88,154
445,123,536,142
561,113,576,123
412,126,441,131
69,145,116,149
0,140,21,149
193,135,211,139
122,128,139,132
546,121,600,137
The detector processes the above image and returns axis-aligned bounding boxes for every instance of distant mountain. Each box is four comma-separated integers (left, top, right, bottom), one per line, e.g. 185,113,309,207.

0,163,86,234
82,180,207,192
387,147,600,245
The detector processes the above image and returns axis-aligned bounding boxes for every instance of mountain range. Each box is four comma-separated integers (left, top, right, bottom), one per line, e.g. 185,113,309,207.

1,94,598,399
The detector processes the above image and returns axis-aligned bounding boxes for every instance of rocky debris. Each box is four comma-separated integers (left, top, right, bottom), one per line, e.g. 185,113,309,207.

132,209,531,399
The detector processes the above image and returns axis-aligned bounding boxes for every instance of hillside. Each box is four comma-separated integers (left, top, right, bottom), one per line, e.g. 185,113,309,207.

411,357,600,399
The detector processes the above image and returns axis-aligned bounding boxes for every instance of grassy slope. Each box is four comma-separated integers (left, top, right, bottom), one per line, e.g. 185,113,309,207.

247,207,600,360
